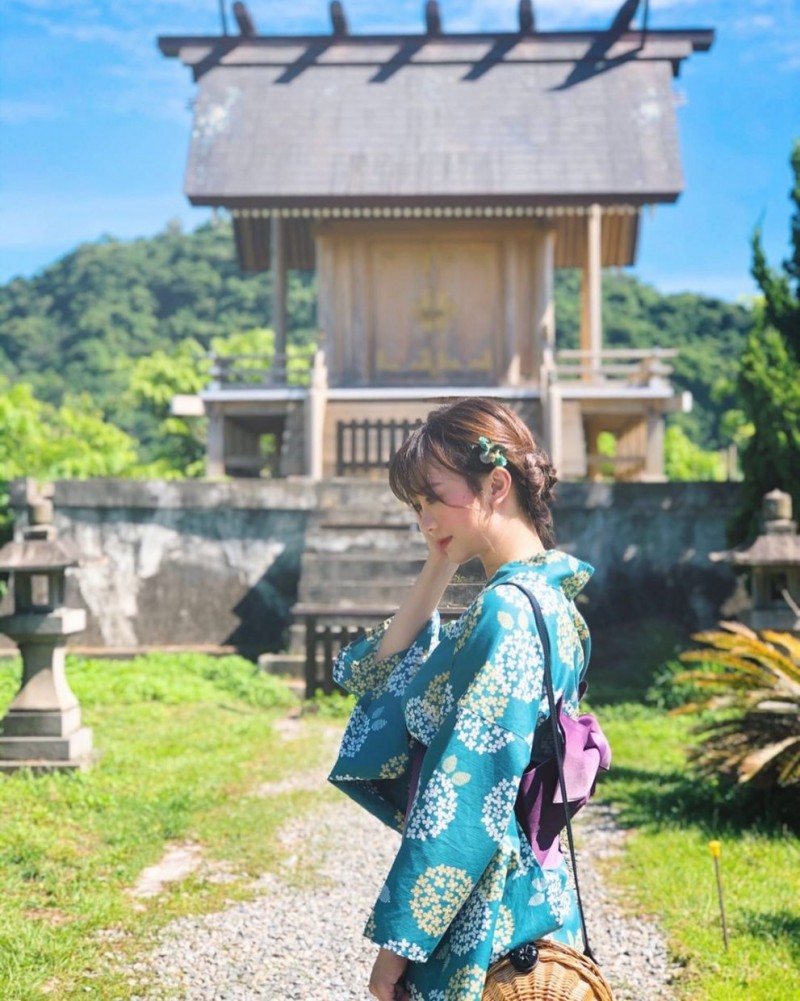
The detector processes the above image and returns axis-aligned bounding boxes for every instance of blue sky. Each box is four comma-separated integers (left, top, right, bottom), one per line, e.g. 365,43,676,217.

1,0,798,301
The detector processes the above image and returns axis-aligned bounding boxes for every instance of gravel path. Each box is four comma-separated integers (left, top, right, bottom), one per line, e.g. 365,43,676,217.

126,722,680,1001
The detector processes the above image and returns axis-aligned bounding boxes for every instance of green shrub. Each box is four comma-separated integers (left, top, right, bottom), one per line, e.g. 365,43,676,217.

646,657,732,711
677,624,800,791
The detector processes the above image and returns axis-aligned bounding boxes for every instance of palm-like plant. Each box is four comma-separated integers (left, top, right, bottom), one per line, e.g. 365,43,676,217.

676,623,800,789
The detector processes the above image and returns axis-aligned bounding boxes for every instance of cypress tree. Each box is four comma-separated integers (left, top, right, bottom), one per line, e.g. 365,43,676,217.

731,141,800,542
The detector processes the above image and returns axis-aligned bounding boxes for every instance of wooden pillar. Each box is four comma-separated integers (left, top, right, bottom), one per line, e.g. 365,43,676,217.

644,409,665,481
544,382,563,477
535,228,556,374
305,349,328,480
584,417,602,482
206,404,225,478
580,204,603,380
271,215,287,375
503,237,520,384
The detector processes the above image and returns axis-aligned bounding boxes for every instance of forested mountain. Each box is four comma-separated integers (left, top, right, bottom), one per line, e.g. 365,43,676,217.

0,217,751,452
0,218,315,426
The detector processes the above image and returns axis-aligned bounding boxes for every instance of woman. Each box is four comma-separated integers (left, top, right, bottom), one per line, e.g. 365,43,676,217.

328,398,596,1001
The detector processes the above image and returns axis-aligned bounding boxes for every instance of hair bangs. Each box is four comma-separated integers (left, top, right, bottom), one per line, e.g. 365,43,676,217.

389,427,459,508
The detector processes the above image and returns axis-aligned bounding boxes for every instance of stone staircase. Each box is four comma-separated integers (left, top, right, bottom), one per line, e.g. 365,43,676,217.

261,482,486,683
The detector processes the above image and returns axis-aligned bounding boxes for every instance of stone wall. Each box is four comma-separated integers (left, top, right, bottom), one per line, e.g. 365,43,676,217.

4,479,746,669
550,482,748,685
5,479,318,656
552,481,745,628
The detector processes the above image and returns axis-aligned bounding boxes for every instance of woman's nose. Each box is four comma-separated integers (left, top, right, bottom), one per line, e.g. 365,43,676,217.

418,510,436,534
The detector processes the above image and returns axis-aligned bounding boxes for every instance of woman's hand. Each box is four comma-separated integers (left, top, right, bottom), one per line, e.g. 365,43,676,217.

375,530,456,661
416,510,457,571
368,947,409,1001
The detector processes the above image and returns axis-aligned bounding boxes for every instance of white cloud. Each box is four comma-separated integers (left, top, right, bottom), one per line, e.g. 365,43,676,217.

729,2,800,73
734,14,776,30
778,38,800,71
19,11,154,58
5,2,202,125
0,98,58,123
106,87,190,124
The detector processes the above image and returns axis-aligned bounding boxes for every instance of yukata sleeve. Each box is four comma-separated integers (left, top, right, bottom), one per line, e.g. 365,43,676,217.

329,613,441,833
366,585,547,961
333,613,440,700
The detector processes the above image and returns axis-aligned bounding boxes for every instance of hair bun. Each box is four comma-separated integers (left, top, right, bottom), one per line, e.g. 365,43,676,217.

521,449,558,503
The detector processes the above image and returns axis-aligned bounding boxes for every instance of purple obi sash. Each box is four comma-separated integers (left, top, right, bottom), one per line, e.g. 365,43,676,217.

517,702,611,868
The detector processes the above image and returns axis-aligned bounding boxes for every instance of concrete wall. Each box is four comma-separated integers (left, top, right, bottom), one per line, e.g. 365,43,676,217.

552,481,745,629
3,479,746,666
555,482,750,685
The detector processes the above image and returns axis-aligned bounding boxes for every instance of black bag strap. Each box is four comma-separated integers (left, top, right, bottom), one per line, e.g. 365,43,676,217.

508,581,598,963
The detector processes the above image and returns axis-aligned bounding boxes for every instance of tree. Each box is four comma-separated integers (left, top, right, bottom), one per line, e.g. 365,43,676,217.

0,379,140,481
731,142,800,543
0,378,143,544
663,425,726,482
0,218,318,424
118,338,210,477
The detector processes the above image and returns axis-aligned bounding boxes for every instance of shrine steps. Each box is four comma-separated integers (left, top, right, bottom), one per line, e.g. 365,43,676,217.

278,499,486,672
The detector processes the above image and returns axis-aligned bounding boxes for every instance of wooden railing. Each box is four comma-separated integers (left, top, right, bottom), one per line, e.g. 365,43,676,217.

336,418,422,477
551,348,677,386
303,617,366,698
208,352,311,388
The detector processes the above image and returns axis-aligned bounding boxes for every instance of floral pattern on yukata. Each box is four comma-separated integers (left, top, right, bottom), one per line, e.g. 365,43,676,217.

406,673,455,746
338,704,388,758
329,550,596,1001
454,708,515,754
410,865,474,936
406,754,471,841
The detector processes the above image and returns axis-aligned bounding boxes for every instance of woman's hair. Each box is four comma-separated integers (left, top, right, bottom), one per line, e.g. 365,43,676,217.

388,397,558,547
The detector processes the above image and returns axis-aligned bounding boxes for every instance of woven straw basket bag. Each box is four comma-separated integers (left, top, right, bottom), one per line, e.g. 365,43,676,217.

483,940,614,1001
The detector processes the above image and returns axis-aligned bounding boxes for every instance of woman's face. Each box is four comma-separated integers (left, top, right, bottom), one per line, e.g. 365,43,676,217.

411,463,490,565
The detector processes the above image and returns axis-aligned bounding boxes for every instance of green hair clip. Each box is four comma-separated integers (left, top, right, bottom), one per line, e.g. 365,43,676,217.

477,436,508,468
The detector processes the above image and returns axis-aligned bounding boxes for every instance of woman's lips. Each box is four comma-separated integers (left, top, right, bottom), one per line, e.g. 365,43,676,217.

438,536,452,552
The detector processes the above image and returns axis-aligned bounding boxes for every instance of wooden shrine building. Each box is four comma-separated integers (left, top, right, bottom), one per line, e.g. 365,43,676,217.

160,3,713,481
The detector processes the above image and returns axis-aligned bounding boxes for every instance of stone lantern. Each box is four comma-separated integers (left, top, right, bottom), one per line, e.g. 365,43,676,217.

0,483,93,772
712,489,800,633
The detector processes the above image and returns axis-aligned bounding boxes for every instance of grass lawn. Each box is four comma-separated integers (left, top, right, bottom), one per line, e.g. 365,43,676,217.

595,703,800,1001
0,654,343,1001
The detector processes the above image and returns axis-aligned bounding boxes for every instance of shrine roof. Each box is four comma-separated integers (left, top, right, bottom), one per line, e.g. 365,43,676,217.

158,26,713,208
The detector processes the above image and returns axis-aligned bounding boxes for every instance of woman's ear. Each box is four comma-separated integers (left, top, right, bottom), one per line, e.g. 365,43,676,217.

487,467,513,508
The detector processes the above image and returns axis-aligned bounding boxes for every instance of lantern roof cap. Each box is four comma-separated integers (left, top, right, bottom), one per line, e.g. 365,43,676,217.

0,538,80,572
723,533,800,567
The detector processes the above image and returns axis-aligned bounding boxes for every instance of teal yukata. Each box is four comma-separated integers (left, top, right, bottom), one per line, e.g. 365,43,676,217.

329,550,594,1001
